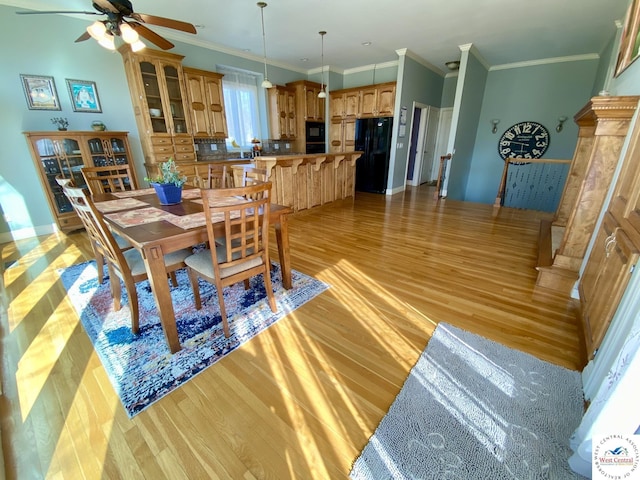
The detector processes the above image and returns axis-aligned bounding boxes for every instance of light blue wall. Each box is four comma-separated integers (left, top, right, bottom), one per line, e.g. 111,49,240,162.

0,5,308,239
390,55,444,190
447,51,488,201
441,76,457,107
464,58,599,204
343,65,398,89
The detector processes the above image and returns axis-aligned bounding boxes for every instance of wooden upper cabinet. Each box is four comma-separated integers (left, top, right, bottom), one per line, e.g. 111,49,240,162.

330,82,396,120
329,89,360,119
286,80,325,122
183,67,228,138
359,82,396,117
268,85,297,140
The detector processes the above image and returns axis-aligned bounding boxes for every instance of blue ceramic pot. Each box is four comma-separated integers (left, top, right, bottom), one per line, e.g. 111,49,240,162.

151,183,182,205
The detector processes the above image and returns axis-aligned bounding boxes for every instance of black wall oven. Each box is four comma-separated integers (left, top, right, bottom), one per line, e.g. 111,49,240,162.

305,121,326,154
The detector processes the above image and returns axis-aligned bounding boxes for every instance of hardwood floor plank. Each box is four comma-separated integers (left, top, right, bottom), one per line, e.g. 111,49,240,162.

0,185,584,478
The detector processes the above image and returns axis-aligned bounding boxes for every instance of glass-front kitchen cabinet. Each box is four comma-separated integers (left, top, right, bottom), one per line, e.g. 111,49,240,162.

24,131,137,232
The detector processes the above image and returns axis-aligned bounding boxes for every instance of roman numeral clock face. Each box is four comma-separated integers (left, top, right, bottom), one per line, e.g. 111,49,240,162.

498,121,550,160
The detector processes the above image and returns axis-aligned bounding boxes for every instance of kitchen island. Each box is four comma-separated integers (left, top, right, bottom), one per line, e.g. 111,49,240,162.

248,152,363,212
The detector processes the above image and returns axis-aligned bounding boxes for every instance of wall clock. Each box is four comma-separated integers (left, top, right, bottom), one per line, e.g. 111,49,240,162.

498,121,550,160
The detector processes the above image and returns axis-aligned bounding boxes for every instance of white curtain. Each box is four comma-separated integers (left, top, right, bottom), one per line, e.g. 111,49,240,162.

568,271,640,477
218,67,262,150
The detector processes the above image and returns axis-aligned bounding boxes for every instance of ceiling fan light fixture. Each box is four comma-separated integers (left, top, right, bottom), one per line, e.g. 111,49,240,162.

98,32,116,50
119,23,139,44
87,20,107,41
130,39,146,52
257,2,272,89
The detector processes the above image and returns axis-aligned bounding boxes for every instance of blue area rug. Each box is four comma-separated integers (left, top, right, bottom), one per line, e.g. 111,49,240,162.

58,261,329,417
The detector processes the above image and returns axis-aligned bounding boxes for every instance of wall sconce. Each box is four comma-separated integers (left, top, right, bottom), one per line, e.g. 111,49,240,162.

556,116,568,132
491,119,500,134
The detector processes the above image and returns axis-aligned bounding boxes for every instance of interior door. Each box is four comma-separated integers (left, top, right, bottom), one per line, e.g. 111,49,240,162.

420,107,440,184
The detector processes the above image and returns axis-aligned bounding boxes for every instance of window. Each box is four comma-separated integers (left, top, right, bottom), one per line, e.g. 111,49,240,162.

218,67,262,150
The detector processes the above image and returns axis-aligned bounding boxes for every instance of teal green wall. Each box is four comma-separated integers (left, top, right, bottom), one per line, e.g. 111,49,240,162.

463,58,600,204
447,51,488,201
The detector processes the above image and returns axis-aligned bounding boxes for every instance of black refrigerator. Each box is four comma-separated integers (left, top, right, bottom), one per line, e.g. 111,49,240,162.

355,117,393,194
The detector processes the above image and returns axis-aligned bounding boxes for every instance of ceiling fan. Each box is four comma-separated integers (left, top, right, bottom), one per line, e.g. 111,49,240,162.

16,0,197,51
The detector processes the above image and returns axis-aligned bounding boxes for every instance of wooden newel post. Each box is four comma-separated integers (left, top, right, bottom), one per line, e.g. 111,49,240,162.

494,158,510,207
434,154,452,200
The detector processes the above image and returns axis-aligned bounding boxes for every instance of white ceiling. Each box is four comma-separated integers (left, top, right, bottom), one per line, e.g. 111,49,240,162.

4,0,630,74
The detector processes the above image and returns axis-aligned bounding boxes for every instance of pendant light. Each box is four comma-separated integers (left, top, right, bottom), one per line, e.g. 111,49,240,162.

257,2,272,88
318,31,327,99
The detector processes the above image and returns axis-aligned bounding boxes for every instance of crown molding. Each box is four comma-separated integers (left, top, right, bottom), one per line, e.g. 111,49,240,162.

397,48,444,75
489,53,600,71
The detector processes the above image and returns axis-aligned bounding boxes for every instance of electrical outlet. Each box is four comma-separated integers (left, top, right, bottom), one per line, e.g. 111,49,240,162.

285,143,290,148
210,144,217,151
274,144,280,150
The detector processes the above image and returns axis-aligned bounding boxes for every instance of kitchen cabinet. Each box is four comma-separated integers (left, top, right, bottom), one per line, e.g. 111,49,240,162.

183,67,228,139
330,89,359,120
24,131,137,232
330,82,396,120
286,80,325,152
119,45,195,165
359,82,396,117
268,85,297,140
286,80,325,122
329,118,356,153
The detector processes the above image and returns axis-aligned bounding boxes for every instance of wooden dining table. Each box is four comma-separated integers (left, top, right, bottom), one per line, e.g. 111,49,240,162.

92,187,293,354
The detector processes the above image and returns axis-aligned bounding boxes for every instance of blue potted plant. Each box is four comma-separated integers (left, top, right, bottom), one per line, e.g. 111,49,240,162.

145,158,187,205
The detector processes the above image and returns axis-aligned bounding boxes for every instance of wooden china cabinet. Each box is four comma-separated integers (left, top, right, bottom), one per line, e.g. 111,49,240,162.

24,131,137,232
183,67,228,139
119,46,195,165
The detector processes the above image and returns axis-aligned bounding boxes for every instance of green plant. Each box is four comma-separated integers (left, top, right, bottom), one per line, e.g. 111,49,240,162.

144,159,187,187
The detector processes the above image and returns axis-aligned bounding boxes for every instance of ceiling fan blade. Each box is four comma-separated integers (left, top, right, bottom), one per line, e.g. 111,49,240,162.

75,31,92,43
16,10,99,15
92,0,119,14
133,13,197,34
130,23,174,50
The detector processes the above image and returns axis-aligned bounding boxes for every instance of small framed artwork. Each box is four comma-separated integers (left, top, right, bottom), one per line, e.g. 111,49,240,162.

615,0,640,76
66,79,102,113
20,74,61,110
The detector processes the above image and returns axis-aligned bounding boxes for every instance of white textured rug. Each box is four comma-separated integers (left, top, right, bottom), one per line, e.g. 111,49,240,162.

350,323,586,479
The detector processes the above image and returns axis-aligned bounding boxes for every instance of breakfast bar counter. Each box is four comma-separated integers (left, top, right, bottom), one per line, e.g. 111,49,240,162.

248,152,363,212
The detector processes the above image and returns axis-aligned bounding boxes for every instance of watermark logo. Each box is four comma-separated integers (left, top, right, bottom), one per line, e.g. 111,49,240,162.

593,435,640,479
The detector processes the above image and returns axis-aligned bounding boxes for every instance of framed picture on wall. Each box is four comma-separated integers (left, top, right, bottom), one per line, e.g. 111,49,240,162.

20,74,61,110
615,0,640,76
66,79,102,113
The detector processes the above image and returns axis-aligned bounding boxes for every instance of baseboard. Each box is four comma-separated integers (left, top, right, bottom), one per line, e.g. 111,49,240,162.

0,223,57,244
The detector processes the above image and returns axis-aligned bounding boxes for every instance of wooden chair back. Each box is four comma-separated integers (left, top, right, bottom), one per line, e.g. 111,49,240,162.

81,165,138,195
61,185,131,283
207,164,229,189
187,181,276,337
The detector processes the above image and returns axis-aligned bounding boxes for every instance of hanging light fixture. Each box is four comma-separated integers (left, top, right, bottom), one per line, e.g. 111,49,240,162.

318,31,327,99
257,2,272,88
85,19,145,52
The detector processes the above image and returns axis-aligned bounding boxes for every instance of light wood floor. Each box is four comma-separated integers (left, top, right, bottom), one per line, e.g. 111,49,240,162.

0,185,583,479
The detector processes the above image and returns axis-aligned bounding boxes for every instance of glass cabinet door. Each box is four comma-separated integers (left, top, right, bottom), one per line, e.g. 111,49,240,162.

86,136,129,166
164,64,188,134
140,60,168,134
36,137,86,214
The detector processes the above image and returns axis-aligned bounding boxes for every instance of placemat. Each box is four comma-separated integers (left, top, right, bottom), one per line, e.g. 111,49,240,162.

111,188,156,198
94,198,149,213
105,207,178,228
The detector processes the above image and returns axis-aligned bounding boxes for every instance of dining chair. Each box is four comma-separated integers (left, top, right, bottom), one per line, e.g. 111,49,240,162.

240,166,268,186
81,165,138,195
56,175,131,284
184,182,277,337
61,184,193,333
207,164,229,189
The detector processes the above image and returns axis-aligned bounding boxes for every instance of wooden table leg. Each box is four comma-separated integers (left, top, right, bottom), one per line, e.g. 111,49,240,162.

274,213,292,289
143,245,181,353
